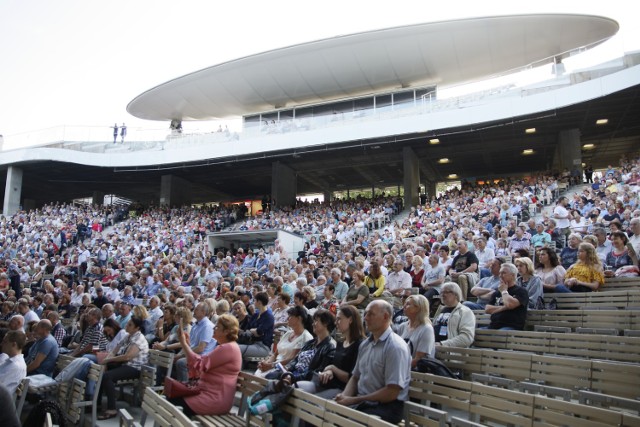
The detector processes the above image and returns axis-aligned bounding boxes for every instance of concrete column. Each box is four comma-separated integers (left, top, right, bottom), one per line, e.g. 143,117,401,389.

557,129,582,175
160,175,192,207
3,166,23,216
92,191,105,206
323,191,333,203
403,147,420,208
271,162,297,208
425,181,437,201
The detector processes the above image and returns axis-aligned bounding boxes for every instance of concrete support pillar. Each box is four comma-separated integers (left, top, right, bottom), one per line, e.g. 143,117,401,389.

557,128,582,178
3,166,23,216
403,147,420,209
92,191,105,206
425,181,437,201
323,191,333,203
271,162,297,208
160,175,192,207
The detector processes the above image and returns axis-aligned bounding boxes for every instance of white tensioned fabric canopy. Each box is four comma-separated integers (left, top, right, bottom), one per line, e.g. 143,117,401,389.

127,14,618,121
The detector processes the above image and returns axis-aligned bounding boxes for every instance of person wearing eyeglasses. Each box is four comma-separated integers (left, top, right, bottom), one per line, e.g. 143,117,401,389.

432,282,475,348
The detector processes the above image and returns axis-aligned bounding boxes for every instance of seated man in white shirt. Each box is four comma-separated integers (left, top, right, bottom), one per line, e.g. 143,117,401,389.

0,330,27,395
474,237,495,279
386,260,412,298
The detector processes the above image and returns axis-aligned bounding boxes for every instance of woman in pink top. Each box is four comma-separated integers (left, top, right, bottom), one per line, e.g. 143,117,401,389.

171,313,242,416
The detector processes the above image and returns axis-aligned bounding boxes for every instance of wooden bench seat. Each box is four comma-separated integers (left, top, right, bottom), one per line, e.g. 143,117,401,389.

139,387,197,427
195,372,271,427
470,329,508,350
518,381,572,401
403,401,447,427
410,371,472,416
280,388,327,427
590,361,640,400
529,309,584,329
528,354,592,395
505,330,548,353
481,350,532,382
436,346,639,400
532,395,623,427
469,383,535,427
542,289,640,309
433,347,482,380
474,329,640,364
579,389,640,417
603,277,640,291
323,399,397,427
410,372,624,427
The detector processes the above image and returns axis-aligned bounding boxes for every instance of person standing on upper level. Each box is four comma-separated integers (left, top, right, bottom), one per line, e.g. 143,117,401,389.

111,123,118,144
120,123,127,143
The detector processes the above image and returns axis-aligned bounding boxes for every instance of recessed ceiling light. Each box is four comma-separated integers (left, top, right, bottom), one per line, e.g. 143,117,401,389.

596,119,608,125
525,128,536,134
583,143,595,149
429,138,440,144
438,158,450,164
522,149,534,155
448,174,458,179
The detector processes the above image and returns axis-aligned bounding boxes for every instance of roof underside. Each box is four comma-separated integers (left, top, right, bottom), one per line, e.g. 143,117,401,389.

127,14,619,121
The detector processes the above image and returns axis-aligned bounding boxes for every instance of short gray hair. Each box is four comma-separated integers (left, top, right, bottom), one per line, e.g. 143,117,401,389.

441,282,463,301
500,263,518,276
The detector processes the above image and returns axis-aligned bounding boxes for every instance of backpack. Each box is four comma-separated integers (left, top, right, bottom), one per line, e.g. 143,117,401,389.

23,399,66,427
247,372,296,415
414,355,461,379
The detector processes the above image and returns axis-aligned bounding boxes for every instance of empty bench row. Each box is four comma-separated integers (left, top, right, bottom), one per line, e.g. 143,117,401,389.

435,346,640,401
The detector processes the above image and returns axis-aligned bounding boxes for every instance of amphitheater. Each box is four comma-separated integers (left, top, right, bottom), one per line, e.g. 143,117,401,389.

2,13,640,427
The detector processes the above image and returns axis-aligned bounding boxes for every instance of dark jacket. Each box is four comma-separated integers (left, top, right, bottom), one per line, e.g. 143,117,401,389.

287,335,335,381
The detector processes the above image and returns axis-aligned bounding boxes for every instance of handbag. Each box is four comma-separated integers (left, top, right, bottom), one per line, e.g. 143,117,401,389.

237,330,256,345
164,376,201,399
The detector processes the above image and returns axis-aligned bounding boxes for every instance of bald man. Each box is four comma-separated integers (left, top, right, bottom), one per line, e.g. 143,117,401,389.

25,319,59,377
335,300,411,424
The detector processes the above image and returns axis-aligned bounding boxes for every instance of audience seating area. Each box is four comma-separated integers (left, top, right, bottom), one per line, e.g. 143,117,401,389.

115,362,640,427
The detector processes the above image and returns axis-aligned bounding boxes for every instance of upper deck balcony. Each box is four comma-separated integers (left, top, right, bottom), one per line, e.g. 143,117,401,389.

1,51,639,170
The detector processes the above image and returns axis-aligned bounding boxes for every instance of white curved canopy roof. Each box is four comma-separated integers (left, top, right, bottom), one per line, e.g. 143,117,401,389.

127,14,618,121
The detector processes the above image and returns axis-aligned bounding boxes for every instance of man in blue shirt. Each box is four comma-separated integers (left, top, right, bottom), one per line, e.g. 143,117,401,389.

25,320,59,377
115,302,132,329
174,303,216,381
336,300,410,424
530,223,552,248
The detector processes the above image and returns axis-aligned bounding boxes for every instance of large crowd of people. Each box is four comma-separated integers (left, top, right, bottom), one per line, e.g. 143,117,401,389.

0,154,638,423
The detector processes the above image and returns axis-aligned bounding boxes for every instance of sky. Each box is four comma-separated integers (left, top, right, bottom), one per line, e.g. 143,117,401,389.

0,0,638,148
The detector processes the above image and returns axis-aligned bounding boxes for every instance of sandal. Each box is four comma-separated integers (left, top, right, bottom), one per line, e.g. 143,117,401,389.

97,411,117,420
